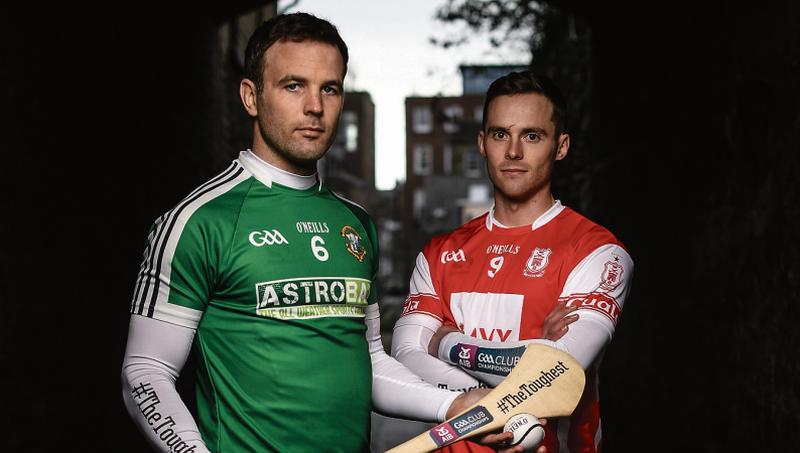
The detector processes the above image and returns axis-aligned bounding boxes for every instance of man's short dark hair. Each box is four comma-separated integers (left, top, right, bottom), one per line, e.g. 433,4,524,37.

482,70,567,137
244,12,349,92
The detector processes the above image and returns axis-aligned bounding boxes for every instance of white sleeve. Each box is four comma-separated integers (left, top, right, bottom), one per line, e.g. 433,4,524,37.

391,251,484,391
437,244,634,385
367,304,459,422
121,315,210,453
391,314,484,391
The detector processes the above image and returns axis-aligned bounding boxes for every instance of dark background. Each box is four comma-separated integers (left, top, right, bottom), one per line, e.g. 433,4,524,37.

2,0,798,451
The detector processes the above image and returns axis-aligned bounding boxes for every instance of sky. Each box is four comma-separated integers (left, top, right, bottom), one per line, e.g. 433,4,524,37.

281,0,528,190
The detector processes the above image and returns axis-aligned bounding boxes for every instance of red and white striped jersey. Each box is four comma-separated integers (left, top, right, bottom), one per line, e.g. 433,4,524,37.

399,202,633,453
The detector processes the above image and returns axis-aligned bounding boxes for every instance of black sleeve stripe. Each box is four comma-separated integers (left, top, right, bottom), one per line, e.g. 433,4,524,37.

143,166,245,318
131,162,243,316
131,162,239,314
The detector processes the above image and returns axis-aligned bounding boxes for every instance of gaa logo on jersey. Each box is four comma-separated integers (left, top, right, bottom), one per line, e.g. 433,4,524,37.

341,225,366,262
441,249,466,263
600,256,624,290
248,229,288,246
523,247,551,277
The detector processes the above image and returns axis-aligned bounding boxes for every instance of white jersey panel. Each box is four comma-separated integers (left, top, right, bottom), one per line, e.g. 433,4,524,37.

450,292,524,342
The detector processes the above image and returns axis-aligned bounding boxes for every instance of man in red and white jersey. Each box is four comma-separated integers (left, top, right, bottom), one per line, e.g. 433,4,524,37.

391,70,633,453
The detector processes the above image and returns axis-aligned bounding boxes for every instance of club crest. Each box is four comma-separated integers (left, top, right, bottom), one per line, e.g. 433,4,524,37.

341,225,367,262
523,247,551,277
600,256,624,290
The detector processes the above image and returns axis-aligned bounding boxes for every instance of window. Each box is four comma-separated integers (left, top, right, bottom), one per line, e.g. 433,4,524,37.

442,145,453,175
413,188,426,219
463,149,482,177
468,184,491,202
474,106,484,124
431,206,448,219
413,144,433,175
412,106,433,134
342,111,358,152
442,105,464,133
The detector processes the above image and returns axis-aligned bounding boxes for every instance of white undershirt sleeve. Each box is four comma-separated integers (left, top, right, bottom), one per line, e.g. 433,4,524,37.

392,314,484,391
121,315,210,453
367,304,459,422
390,251,485,395
436,314,613,387
436,244,634,386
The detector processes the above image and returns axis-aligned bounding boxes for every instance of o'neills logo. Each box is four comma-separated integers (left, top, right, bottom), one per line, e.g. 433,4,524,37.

295,221,330,234
485,244,520,255
496,361,570,414
559,292,621,324
523,248,551,277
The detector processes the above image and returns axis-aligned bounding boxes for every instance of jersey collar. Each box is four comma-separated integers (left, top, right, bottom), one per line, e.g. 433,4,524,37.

238,150,321,191
485,200,565,232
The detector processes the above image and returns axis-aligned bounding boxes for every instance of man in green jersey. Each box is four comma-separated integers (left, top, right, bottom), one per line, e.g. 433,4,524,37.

121,12,494,453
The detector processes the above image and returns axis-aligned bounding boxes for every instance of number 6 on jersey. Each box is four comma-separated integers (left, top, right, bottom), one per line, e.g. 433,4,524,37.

311,235,329,261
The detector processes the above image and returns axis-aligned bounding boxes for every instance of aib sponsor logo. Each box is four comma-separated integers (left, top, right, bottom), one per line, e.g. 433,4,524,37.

456,344,478,368
248,230,288,247
428,406,493,447
430,424,456,446
441,249,466,264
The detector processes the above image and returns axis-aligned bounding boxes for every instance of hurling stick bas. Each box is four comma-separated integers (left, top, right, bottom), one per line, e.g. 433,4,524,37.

385,344,585,453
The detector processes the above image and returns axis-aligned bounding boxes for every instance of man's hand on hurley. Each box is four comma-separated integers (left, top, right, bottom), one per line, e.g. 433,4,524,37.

427,301,573,452
447,389,547,453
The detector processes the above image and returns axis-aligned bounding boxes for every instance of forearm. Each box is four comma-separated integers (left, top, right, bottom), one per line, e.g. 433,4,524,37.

436,313,613,386
392,315,484,392
121,315,210,453
371,347,460,422
366,305,459,422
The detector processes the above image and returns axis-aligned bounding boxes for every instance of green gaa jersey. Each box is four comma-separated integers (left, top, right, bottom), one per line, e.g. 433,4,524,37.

130,151,377,452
